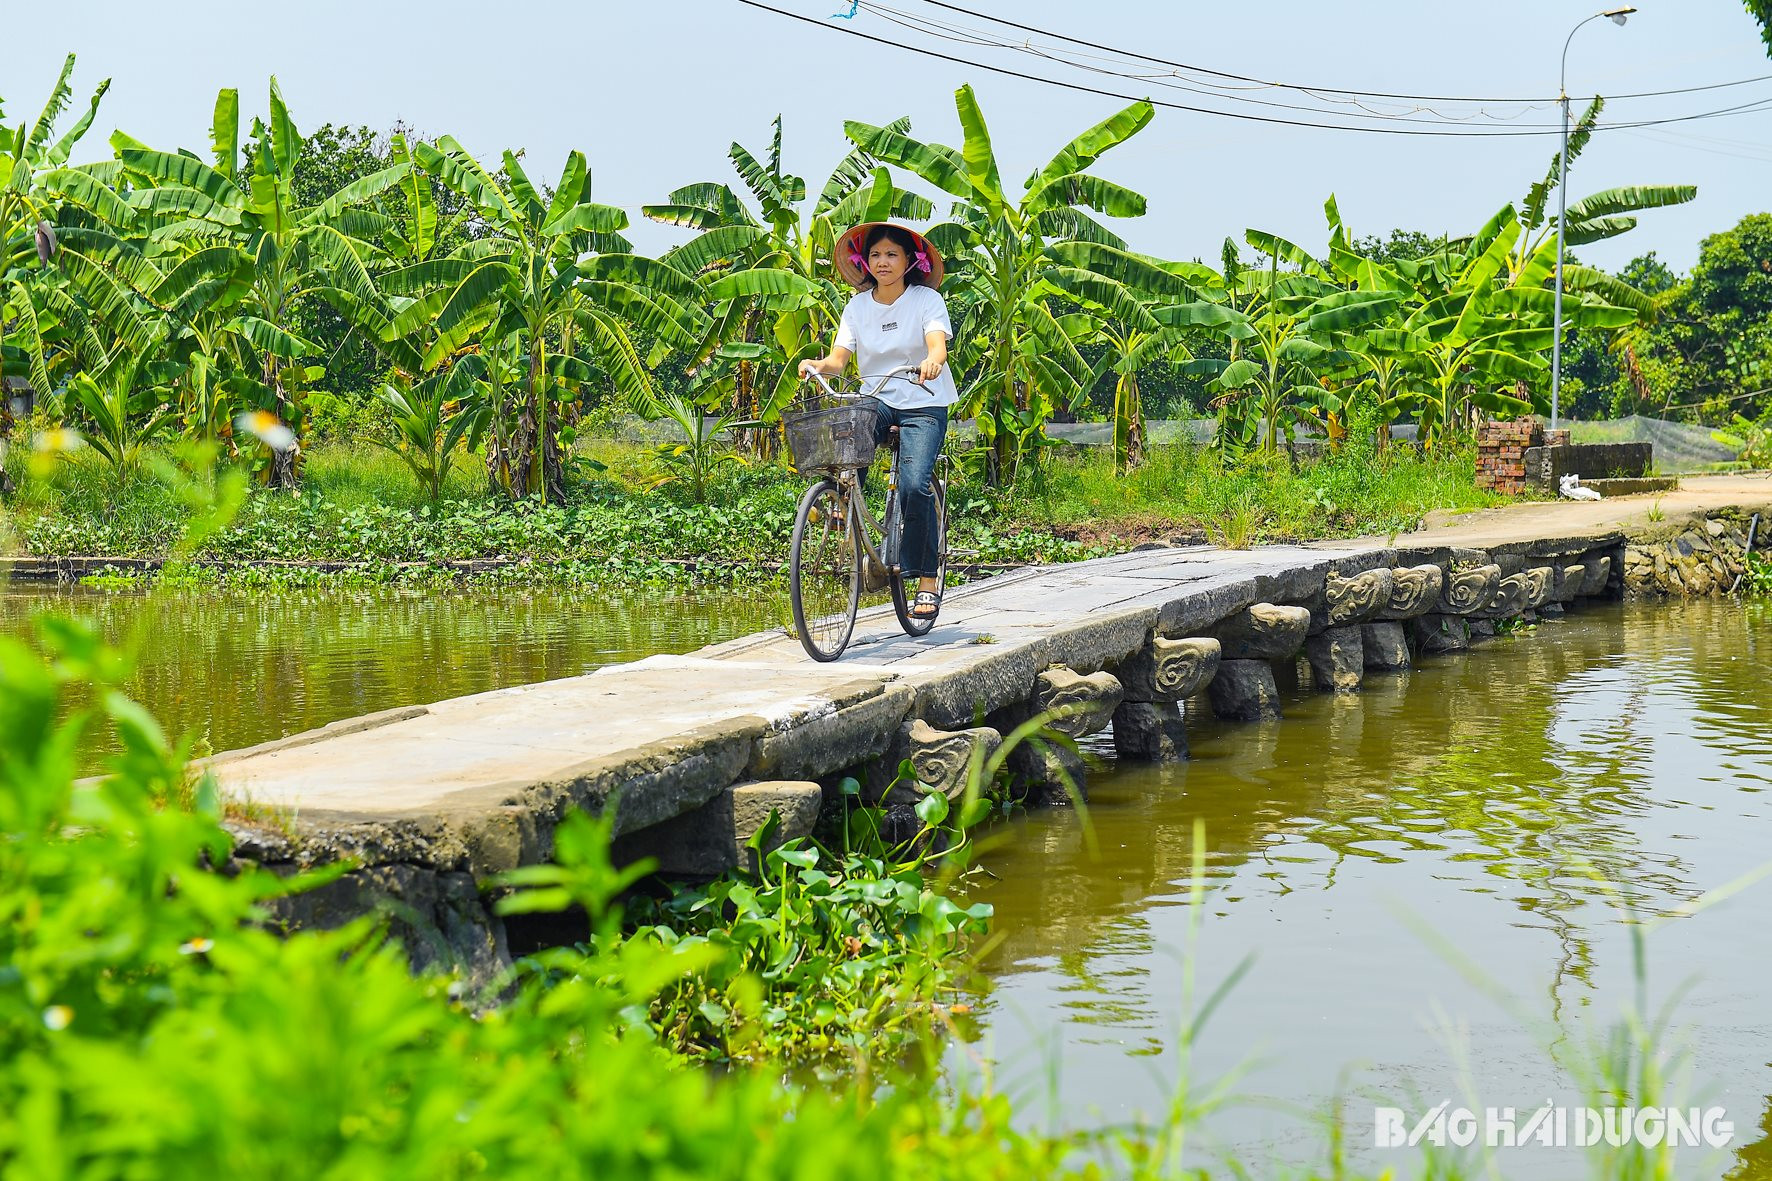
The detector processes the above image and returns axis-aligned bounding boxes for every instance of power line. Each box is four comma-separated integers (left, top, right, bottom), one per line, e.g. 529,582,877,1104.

863,1,1566,128
738,0,1772,139
904,0,1772,107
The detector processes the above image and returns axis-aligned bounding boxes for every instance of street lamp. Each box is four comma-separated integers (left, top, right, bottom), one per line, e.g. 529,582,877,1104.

1551,5,1635,431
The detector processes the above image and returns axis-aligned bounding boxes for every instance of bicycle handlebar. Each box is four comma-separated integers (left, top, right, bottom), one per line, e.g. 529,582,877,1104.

802,365,927,400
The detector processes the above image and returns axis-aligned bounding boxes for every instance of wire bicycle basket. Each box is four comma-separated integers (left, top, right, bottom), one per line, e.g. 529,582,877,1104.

783,394,880,473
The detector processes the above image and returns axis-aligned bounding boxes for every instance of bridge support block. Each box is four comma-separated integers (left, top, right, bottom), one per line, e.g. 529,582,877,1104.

1112,700,1188,761
1411,614,1470,655
616,780,824,878
1208,659,1282,721
1305,626,1364,693
1361,621,1410,671
1011,742,1089,807
1212,604,1312,662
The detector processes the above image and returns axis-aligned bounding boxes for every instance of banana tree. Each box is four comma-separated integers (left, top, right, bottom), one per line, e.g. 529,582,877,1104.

372,361,488,502
1330,327,1431,451
1509,98,1696,291
107,81,409,486
0,54,114,489
1403,212,1638,445
644,116,932,442
1305,198,1448,448
846,86,1155,484
1040,241,1200,471
1169,232,1401,455
386,136,706,500
66,354,173,478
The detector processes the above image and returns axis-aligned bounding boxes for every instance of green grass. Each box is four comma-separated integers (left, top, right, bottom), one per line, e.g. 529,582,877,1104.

1007,439,1505,545
1,437,1511,585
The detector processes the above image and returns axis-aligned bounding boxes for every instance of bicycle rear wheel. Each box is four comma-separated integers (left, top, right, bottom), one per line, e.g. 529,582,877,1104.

790,478,861,661
890,474,947,637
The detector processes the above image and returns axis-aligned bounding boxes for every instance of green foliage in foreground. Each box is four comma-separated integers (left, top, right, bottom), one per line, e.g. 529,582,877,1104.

0,618,1073,1177
0,438,1504,585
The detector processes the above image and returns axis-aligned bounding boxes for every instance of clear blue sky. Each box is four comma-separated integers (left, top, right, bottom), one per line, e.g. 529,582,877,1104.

10,0,1770,273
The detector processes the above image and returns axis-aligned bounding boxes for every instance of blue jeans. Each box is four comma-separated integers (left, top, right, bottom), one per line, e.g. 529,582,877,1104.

867,399,947,579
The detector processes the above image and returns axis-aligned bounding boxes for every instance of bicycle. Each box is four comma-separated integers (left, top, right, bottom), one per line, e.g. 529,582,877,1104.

783,367,949,662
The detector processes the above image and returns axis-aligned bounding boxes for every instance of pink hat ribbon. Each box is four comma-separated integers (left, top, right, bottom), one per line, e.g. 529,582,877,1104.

846,233,932,275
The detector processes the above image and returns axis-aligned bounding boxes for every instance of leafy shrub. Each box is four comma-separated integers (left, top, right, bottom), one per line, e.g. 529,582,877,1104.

0,616,1091,1179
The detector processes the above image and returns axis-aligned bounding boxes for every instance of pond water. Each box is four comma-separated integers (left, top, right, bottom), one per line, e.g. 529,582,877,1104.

0,583,779,771
7,583,1770,1176
959,599,1772,1179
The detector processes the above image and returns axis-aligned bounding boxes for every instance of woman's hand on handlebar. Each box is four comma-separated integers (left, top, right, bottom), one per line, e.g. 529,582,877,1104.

798,359,824,379
914,356,944,384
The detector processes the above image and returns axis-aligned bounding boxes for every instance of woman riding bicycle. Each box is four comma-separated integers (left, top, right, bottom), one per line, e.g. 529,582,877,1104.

797,222,953,619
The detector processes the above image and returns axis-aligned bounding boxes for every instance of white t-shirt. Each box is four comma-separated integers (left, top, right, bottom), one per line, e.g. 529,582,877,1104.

835,285,958,409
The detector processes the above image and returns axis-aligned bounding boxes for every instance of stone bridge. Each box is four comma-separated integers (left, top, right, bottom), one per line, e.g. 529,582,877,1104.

209,475,1772,980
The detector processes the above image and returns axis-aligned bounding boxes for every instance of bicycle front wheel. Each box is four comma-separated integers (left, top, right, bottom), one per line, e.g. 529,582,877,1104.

890,474,948,637
790,478,862,661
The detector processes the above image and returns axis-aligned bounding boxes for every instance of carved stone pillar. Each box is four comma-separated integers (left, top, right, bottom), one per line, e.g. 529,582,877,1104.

1472,572,1531,620
896,718,1002,804
1377,565,1446,622
998,667,1122,801
1437,564,1503,616
1113,636,1221,703
1579,555,1612,597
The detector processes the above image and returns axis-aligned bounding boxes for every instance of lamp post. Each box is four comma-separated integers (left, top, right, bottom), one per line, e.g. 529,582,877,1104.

1551,6,1635,431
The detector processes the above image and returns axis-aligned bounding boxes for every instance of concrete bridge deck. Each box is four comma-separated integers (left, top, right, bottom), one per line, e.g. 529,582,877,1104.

207,474,1772,976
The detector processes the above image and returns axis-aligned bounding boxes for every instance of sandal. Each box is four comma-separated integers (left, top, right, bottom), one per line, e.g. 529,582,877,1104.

911,589,941,619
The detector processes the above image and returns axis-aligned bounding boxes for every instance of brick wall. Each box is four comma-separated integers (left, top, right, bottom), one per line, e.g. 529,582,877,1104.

1475,419,1543,495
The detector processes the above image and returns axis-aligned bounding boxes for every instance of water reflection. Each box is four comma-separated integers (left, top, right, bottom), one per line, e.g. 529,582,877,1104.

967,600,1772,1179
0,584,778,771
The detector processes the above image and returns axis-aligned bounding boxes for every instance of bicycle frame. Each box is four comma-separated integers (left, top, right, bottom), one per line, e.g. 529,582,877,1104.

835,447,900,581
785,368,952,658
800,367,943,579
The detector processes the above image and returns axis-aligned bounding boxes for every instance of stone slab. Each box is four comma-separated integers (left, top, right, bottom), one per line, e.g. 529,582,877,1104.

210,655,898,870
